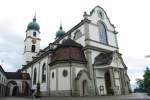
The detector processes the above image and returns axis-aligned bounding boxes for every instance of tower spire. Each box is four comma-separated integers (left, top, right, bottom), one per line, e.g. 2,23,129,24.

60,21,62,30
33,13,36,22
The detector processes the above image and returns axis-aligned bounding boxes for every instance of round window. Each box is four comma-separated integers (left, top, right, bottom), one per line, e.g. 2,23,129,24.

52,72,54,78
62,70,68,77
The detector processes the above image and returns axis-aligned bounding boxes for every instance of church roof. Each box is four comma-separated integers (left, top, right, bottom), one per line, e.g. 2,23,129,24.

58,38,83,48
51,38,86,64
5,72,30,80
56,25,65,38
94,52,113,66
0,65,6,76
26,15,40,32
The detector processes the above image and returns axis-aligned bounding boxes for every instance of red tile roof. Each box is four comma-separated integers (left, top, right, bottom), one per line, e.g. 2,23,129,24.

51,38,86,64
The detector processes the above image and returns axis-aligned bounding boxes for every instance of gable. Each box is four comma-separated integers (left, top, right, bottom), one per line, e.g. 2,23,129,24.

110,52,126,69
87,6,115,32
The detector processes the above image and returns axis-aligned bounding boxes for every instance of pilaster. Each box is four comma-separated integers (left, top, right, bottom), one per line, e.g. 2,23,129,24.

109,68,115,93
71,66,76,96
120,69,126,94
85,50,95,96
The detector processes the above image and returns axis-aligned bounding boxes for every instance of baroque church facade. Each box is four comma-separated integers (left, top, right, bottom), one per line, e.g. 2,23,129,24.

19,6,131,96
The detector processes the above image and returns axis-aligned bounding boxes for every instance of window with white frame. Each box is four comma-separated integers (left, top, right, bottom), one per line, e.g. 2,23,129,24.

98,21,108,44
73,30,82,40
42,63,46,83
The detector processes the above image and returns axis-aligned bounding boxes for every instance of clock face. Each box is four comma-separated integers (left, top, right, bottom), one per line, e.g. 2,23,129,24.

32,39,36,44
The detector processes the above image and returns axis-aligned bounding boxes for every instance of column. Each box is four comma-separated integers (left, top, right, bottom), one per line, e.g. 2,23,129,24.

120,69,126,94
109,68,115,94
85,50,95,96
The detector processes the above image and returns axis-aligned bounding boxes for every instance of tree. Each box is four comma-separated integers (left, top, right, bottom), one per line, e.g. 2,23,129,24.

135,67,150,93
143,67,150,89
136,79,144,90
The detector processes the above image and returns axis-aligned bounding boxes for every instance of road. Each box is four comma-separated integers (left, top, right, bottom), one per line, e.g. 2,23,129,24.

0,93,149,100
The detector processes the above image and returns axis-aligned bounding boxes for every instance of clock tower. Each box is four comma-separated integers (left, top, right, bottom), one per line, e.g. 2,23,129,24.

23,15,41,65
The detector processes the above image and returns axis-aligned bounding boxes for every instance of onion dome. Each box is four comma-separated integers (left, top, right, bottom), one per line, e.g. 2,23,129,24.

26,15,40,32
51,38,86,64
56,24,65,38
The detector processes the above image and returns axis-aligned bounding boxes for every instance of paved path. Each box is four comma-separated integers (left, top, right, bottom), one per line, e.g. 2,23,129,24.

0,93,150,100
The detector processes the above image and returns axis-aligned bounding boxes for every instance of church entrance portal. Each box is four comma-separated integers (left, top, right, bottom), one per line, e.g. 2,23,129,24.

105,70,111,94
82,80,88,96
12,86,19,96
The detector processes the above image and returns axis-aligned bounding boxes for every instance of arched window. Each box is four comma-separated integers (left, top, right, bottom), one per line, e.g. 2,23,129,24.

73,30,82,40
31,45,36,52
33,68,37,84
42,63,46,83
98,21,108,44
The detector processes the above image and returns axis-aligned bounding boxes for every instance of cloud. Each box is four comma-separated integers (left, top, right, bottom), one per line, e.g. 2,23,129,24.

122,55,150,86
0,19,23,71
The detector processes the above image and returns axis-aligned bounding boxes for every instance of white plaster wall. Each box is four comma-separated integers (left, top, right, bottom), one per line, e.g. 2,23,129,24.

75,67,84,77
50,69,56,91
91,50,101,64
95,69,105,77
89,24,99,41
89,41,117,51
58,67,70,90
75,36,85,47
23,52,36,63
107,31,117,47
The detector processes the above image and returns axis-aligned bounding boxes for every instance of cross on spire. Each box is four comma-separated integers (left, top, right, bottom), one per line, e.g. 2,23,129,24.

33,13,36,22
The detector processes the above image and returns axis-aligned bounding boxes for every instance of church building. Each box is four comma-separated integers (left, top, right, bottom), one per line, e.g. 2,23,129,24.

20,6,131,96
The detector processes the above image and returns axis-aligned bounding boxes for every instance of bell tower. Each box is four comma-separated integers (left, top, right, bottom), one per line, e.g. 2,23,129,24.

23,15,41,65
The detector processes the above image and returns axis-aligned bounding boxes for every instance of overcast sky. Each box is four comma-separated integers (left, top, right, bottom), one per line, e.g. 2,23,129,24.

0,0,150,88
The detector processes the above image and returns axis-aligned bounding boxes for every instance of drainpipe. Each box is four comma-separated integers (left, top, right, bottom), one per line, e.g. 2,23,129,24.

69,60,72,96
69,47,72,96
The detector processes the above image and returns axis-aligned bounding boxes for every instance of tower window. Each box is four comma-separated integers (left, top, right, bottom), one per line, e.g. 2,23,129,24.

33,32,36,37
31,45,36,52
